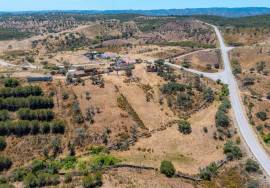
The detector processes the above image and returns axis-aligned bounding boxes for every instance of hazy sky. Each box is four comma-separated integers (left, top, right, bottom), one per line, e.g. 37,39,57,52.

1,0,270,11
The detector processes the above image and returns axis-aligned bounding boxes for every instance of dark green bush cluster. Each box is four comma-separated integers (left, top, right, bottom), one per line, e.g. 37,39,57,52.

161,82,186,95
178,120,192,134
4,78,19,88
160,160,176,177
0,110,9,121
215,97,231,128
223,141,242,160
256,111,267,121
0,156,12,171
231,59,242,75
0,96,53,111
203,87,214,103
0,85,43,98
13,160,61,188
176,93,192,109
0,137,6,151
245,159,260,173
199,162,218,180
0,120,65,136
17,108,54,121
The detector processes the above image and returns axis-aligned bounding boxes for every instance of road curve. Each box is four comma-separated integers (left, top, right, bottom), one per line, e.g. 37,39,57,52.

212,24,270,176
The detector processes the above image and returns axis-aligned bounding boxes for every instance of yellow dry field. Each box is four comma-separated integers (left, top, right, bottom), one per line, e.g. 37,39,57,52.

113,103,225,175
175,49,222,73
103,168,199,188
123,45,192,61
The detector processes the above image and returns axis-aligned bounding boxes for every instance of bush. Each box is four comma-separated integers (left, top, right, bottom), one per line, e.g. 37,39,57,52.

64,173,72,183
11,167,29,182
4,78,19,88
0,110,9,121
220,84,229,97
160,160,175,177
0,137,6,151
215,110,230,128
17,108,54,121
203,87,214,103
0,85,42,98
50,120,65,134
82,173,102,188
243,77,255,86
161,82,186,95
176,93,192,109
256,111,267,121
178,120,192,134
23,173,38,188
199,162,218,180
0,156,12,171
36,172,60,186
223,141,242,160
245,159,260,173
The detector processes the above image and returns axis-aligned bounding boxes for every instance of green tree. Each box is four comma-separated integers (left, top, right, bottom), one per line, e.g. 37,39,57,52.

4,78,19,88
223,141,242,160
245,159,260,173
160,160,175,177
178,120,192,134
0,137,6,151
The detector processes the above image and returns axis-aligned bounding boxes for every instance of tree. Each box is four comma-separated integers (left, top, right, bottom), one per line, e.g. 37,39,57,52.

176,93,192,109
0,137,6,151
203,87,214,102
199,162,218,180
160,160,175,177
4,78,19,88
0,110,9,121
256,111,267,121
223,141,242,160
245,159,260,173
0,156,12,171
215,110,230,128
178,120,192,134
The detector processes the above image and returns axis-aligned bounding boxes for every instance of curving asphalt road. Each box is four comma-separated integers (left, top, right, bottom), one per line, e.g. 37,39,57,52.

213,24,270,177
166,24,270,177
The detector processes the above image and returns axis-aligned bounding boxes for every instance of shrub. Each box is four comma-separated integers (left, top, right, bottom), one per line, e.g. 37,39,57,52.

215,110,230,128
256,111,267,121
36,172,60,186
61,156,77,170
0,110,9,121
82,173,102,188
0,156,12,171
178,120,192,134
161,82,186,95
223,141,242,160
11,167,29,182
4,78,19,88
160,160,175,177
203,87,214,103
176,93,192,109
243,77,255,86
0,137,6,151
50,120,65,134
245,159,260,173
62,92,69,100
23,173,38,188
220,84,229,97
64,173,72,183
199,162,218,180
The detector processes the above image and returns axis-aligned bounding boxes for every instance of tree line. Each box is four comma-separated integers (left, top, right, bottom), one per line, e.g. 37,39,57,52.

0,120,65,136
0,85,43,98
0,96,54,111
17,108,54,121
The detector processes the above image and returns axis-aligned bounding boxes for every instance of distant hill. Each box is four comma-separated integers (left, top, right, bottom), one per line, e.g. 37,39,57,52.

2,7,270,17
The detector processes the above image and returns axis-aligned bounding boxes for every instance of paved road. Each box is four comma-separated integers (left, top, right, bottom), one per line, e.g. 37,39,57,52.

213,24,270,176
166,24,270,177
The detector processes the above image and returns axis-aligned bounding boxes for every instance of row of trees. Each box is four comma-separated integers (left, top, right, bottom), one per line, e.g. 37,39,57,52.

0,110,9,121
0,120,65,136
0,96,54,111
0,85,43,98
17,108,54,121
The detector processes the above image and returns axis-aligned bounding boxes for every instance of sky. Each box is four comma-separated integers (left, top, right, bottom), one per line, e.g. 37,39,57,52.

1,0,270,11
